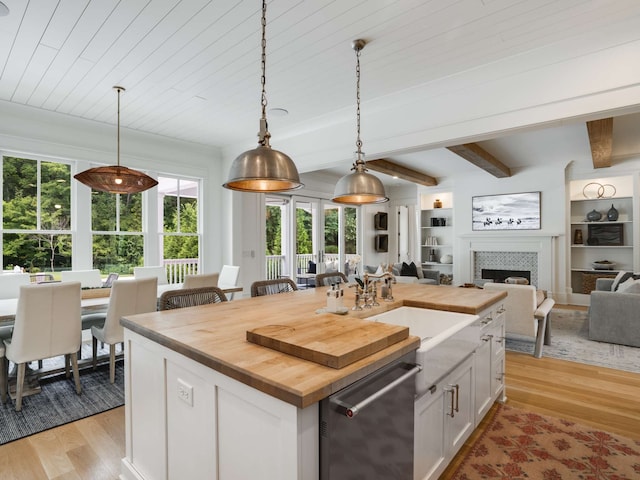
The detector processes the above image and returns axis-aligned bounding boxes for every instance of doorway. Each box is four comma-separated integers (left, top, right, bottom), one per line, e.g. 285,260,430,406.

265,195,360,285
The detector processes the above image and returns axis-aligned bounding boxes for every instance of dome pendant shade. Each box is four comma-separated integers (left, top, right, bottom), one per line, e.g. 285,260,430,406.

332,160,388,204
223,0,302,193
74,86,157,194
223,145,303,192
74,165,158,194
332,39,388,205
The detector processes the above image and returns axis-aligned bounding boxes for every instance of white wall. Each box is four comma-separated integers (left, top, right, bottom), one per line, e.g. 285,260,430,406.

0,101,224,274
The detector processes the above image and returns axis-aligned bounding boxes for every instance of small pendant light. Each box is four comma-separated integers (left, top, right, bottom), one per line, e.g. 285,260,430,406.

223,0,303,193
74,86,158,194
332,39,388,205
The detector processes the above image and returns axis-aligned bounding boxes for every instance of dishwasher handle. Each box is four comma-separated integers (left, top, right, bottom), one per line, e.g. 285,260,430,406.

338,363,422,418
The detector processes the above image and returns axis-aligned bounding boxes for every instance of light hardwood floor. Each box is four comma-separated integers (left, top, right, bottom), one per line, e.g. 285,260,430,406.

2,314,640,479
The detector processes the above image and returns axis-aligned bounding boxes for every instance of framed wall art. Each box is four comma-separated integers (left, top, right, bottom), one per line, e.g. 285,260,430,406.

472,191,541,231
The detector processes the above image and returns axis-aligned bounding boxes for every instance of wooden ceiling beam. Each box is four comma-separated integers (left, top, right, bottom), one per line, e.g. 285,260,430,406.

366,159,437,187
446,143,511,178
587,118,613,168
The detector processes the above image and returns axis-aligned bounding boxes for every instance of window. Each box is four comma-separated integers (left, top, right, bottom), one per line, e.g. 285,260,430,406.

92,191,144,275
265,195,360,280
2,155,72,273
158,176,200,282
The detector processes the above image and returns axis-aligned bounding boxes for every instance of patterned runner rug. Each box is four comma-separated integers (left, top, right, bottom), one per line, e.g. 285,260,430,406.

451,404,640,479
505,308,640,373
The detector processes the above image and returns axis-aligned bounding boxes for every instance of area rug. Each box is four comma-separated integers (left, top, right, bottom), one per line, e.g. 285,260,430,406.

505,308,640,373
0,361,124,445
451,404,640,479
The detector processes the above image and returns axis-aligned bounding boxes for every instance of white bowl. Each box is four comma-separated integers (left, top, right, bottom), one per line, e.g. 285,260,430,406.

592,261,616,270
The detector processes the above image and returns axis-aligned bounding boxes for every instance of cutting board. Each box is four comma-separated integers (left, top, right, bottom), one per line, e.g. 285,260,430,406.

246,317,409,369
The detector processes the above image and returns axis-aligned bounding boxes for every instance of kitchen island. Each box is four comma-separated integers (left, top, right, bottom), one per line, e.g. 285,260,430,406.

119,283,506,480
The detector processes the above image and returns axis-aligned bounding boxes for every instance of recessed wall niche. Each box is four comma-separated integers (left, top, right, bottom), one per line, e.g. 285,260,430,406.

375,234,388,252
374,212,388,230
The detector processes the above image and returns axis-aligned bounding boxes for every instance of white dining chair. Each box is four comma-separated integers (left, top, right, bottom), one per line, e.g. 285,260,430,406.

61,269,103,288
218,265,240,299
134,266,168,285
90,277,158,383
2,282,83,411
0,272,31,299
183,273,219,289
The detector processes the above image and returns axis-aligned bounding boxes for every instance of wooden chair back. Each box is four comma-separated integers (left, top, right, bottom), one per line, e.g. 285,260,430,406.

159,287,227,310
250,278,298,297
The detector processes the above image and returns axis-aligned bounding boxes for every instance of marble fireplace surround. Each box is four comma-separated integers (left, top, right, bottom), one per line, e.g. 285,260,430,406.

459,235,558,292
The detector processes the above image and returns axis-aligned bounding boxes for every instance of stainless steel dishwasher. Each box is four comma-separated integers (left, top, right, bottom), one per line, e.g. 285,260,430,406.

319,351,421,480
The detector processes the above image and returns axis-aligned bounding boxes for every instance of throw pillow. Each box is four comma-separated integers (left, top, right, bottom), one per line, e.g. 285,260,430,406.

392,263,402,276
325,261,338,273
364,265,377,274
611,271,633,291
400,261,418,278
623,281,640,294
374,265,384,275
308,261,316,274
414,262,424,279
617,277,640,293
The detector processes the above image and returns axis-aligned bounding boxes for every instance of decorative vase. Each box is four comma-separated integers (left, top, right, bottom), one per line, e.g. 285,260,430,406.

586,209,602,222
440,254,453,264
433,199,442,208
607,204,619,221
573,229,583,245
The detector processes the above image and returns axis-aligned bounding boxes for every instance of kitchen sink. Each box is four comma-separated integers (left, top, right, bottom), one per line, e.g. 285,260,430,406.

368,307,480,395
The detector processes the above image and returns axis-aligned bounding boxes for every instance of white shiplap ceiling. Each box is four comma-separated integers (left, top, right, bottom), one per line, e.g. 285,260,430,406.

1,0,640,184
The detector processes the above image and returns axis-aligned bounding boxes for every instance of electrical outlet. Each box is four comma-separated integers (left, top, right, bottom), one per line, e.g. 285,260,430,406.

177,378,193,406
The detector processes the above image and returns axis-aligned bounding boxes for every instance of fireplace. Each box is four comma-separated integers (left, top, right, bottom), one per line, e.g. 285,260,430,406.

459,235,559,292
481,269,531,284
475,251,538,286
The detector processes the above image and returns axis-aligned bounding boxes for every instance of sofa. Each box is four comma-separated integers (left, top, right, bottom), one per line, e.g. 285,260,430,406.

364,262,440,285
589,277,640,348
483,282,555,358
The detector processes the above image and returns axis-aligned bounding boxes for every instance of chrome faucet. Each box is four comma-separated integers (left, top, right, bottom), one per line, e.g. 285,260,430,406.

364,271,395,302
349,283,364,310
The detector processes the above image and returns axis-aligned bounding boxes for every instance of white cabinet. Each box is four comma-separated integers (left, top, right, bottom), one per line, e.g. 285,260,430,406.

414,355,475,480
419,192,454,284
122,329,319,480
474,304,506,422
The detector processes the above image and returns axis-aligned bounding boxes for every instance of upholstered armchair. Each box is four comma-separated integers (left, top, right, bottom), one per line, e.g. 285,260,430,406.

483,282,555,358
589,278,640,348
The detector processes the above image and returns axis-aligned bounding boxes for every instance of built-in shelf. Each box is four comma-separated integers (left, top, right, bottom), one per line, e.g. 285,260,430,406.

423,261,453,267
571,245,633,248
569,177,636,301
420,192,454,284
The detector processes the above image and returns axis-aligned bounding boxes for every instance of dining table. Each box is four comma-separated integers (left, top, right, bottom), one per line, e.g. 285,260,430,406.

0,283,244,325
0,282,243,399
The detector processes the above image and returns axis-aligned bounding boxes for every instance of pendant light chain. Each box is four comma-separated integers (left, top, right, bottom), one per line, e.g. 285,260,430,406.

116,87,121,167
355,46,362,155
258,0,271,146
260,0,267,120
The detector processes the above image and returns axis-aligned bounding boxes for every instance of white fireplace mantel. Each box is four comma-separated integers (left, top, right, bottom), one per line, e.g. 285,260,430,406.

458,234,562,292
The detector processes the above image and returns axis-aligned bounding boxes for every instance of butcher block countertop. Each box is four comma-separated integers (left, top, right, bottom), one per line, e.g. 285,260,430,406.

121,283,506,408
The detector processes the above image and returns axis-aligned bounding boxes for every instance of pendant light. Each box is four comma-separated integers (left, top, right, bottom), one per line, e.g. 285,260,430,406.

332,39,388,205
223,0,302,193
74,86,158,194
